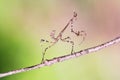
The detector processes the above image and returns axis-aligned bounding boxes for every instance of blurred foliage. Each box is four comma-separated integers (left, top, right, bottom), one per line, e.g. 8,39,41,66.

0,0,120,80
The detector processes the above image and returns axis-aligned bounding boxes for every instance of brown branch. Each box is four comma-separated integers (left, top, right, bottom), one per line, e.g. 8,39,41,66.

0,36,120,78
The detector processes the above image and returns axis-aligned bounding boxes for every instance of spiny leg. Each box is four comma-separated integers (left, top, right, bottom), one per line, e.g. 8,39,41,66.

61,36,71,41
41,46,49,63
40,39,53,44
70,41,74,54
40,39,51,63
60,37,75,54
40,38,56,63
41,42,56,63
40,30,57,63
78,30,87,45
70,12,87,45
40,29,57,44
71,29,87,45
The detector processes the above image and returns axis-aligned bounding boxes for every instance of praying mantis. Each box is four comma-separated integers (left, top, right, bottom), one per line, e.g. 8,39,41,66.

40,12,86,63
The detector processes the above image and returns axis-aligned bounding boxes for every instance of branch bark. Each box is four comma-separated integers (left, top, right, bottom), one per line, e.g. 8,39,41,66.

0,36,120,78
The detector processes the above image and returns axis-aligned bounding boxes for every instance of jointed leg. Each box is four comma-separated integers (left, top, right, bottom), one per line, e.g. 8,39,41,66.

60,37,75,54
41,42,56,63
75,30,86,45
40,39,53,44
71,27,87,45
40,30,57,44
69,12,86,45
70,41,74,54
40,30,58,63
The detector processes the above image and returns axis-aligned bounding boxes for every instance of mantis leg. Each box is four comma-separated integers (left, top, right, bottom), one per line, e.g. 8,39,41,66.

71,29,87,45
41,42,56,63
60,37,75,54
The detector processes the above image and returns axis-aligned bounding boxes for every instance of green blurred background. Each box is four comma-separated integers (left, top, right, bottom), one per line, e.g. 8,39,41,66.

0,0,120,80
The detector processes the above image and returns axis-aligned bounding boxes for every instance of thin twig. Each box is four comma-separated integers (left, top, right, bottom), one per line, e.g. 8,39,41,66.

0,36,120,78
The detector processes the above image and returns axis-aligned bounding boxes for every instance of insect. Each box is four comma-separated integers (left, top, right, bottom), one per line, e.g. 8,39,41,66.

40,12,86,63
